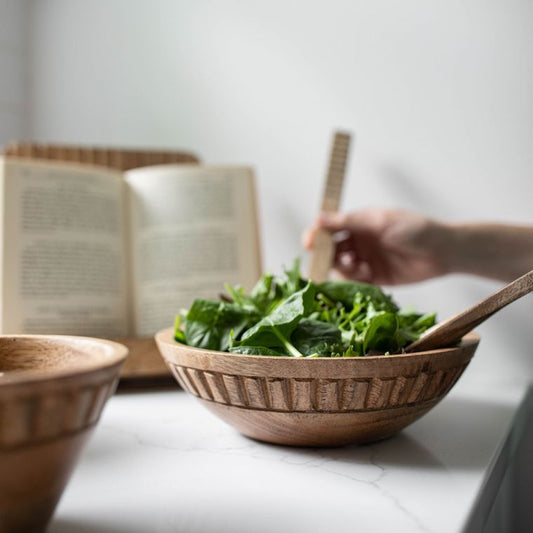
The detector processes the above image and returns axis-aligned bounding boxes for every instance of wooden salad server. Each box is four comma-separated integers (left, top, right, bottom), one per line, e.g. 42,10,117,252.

308,131,352,282
406,269,533,353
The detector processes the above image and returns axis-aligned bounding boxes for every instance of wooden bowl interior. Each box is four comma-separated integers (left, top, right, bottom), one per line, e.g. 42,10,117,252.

0,336,127,380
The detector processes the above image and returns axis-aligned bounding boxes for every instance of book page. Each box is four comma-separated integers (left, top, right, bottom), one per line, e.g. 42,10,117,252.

125,165,262,337
0,158,129,337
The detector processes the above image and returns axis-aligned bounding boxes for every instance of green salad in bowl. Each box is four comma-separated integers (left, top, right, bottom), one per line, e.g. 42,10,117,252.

175,260,436,358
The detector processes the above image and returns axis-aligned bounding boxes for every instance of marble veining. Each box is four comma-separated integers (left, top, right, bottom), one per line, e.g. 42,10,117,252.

49,382,529,533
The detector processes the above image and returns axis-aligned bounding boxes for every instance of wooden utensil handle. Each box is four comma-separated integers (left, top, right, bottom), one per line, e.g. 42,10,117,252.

308,131,351,282
406,269,533,353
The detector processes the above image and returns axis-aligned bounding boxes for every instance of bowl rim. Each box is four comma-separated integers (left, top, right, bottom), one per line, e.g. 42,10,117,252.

155,326,480,361
0,334,129,386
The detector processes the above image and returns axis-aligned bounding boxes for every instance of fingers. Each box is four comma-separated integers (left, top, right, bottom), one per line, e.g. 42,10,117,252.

317,211,350,232
332,241,375,282
334,258,374,283
302,226,317,250
303,212,352,250
303,212,377,282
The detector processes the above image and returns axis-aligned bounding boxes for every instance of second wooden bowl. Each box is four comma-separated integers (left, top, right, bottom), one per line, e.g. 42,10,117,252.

0,335,128,532
155,327,479,447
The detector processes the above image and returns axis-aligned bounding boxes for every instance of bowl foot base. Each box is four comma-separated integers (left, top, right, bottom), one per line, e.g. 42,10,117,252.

200,399,439,447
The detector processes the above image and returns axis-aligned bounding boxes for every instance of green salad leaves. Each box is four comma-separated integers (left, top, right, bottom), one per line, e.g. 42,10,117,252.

175,260,436,358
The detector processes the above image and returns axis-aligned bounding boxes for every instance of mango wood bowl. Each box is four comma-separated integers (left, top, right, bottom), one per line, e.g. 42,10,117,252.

0,335,128,532
156,327,479,447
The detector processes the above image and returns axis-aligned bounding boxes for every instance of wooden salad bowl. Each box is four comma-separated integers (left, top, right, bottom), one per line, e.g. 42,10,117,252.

155,327,479,447
0,335,128,532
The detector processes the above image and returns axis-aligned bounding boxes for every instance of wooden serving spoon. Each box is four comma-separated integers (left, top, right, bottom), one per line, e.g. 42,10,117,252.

405,269,533,353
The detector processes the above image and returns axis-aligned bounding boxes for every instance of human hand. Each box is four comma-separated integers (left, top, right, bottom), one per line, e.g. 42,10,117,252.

303,208,451,285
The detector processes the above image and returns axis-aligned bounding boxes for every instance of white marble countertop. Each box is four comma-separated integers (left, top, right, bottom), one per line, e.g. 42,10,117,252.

48,374,530,533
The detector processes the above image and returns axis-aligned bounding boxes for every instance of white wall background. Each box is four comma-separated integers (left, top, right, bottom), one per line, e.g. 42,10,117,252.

0,0,29,144
3,0,533,385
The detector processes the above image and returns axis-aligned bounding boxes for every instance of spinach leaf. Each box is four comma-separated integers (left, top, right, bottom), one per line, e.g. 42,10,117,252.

229,345,285,356
184,299,256,352
317,280,398,312
178,258,436,357
173,314,186,343
236,282,316,357
362,311,399,353
396,311,437,346
249,273,281,315
282,257,306,296
290,319,342,356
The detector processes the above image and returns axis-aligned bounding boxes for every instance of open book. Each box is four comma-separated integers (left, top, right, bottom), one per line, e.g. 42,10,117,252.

0,157,262,366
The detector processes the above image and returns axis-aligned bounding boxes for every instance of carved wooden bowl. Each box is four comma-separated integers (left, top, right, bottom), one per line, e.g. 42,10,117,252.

0,335,128,532
156,327,479,447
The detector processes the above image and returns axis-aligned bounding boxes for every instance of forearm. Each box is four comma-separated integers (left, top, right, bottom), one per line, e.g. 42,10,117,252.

443,223,533,282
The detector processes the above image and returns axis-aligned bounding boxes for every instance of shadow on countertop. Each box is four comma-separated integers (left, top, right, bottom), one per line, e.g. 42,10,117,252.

268,393,520,472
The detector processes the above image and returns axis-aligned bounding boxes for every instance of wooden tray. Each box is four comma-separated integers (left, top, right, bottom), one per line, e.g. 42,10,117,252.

112,337,172,385
3,142,199,169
